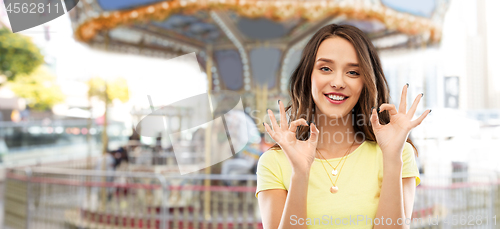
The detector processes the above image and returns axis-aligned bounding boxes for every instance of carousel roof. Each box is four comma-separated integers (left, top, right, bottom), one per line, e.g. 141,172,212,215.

69,0,450,92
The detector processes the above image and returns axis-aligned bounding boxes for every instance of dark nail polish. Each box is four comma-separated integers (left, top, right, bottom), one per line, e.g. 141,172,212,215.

278,100,280,105
429,109,432,113
377,108,380,113
406,83,409,88
306,121,310,126
371,107,375,111
262,122,265,126
421,93,424,97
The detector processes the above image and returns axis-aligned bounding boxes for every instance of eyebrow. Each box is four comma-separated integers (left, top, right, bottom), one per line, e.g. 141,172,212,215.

316,58,359,67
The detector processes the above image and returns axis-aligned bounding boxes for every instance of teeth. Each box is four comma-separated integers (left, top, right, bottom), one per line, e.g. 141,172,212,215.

327,94,345,101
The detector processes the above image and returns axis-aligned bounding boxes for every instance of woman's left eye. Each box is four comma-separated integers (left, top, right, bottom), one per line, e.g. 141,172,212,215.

347,71,360,76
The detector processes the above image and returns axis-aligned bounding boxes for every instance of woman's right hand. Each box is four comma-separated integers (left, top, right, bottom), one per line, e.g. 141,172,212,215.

263,101,320,174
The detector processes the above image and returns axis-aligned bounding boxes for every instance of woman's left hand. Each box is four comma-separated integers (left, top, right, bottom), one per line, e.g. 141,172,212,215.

370,84,431,161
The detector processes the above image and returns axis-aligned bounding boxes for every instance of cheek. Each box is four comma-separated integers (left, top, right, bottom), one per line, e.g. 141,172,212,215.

310,74,322,96
349,79,365,98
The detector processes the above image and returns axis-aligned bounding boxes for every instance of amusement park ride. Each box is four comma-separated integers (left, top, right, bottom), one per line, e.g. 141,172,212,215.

45,0,453,228
68,0,450,131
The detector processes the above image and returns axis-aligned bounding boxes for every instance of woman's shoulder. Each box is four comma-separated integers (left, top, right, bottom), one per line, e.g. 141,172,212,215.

258,147,287,163
361,140,412,150
261,147,284,157
362,140,415,159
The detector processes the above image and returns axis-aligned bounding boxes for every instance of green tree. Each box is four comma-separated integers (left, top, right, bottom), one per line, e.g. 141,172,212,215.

88,77,129,103
0,28,44,80
8,66,65,111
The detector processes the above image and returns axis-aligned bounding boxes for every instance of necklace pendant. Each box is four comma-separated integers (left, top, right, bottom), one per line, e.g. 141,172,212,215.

331,169,338,176
330,186,339,194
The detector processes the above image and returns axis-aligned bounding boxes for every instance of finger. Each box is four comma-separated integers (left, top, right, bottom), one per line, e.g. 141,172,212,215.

378,104,398,116
263,122,277,142
410,109,431,128
407,93,423,118
267,109,280,132
370,107,381,129
308,122,319,144
288,118,308,133
399,83,409,114
278,100,288,131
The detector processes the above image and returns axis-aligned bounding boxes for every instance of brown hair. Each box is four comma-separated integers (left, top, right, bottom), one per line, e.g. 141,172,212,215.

269,24,418,156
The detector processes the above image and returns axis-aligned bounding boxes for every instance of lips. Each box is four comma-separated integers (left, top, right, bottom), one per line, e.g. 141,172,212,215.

324,93,348,100
324,93,348,104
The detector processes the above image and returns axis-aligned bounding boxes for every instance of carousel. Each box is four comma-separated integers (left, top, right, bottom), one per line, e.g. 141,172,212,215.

64,0,451,228
69,0,450,129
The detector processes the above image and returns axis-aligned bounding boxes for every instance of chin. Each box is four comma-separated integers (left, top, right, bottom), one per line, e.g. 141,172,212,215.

317,106,352,120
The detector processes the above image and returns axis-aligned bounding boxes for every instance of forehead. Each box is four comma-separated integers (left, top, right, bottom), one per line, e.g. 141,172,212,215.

315,37,358,63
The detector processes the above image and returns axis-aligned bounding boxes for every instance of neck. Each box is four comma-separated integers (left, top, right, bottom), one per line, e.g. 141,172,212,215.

314,110,361,157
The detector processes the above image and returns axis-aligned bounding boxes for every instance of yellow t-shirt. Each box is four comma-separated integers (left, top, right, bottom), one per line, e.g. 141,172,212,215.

255,140,420,228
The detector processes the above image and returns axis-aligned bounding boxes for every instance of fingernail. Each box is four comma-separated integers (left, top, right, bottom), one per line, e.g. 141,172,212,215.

406,83,409,88
267,108,270,112
262,122,265,126
377,108,380,113
306,121,310,126
371,106,375,111
278,100,280,105
429,109,432,113
421,93,424,97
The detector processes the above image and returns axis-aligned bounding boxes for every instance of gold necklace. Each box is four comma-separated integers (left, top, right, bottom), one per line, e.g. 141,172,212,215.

316,141,356,194
316,145,350,176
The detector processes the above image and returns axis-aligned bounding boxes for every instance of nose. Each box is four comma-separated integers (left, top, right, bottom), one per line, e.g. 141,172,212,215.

329,72,346,89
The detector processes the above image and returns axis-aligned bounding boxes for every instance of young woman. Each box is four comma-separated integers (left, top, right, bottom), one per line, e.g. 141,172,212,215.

256,24,430,229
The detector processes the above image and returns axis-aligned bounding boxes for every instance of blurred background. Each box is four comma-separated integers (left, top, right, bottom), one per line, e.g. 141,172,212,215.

0,0,499,228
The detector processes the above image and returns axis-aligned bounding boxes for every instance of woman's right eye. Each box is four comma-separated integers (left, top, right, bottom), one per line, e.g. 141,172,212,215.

320,67,331,72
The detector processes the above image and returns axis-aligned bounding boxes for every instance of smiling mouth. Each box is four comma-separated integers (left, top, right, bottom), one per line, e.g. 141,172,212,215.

324,94,348,101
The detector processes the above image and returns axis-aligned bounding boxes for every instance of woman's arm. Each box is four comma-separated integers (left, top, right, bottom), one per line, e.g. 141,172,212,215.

370,84,428,229
259,101,319,229
258,171,310,229
374,157,416,229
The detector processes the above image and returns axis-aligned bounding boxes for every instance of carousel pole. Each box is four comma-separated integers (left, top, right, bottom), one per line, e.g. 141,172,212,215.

257,83,268,133
100,81,109,211
203,44,213,223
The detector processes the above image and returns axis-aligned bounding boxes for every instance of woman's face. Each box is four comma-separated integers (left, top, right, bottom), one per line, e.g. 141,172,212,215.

311,36,364,119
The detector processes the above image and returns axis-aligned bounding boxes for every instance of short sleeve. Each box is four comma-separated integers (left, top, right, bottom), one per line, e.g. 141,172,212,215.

402,142,421,187
255,150,286,198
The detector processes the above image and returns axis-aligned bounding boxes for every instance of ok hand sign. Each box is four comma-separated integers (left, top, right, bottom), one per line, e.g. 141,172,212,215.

263,101,320,173
370,84,431,161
